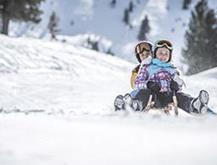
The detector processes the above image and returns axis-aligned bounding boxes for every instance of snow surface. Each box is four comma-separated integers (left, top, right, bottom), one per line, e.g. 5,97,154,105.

0,35,217,165
10,0,217,67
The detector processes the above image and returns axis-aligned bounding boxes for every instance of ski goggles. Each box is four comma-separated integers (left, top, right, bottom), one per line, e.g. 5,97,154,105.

155,40,173,50
135,42,152,54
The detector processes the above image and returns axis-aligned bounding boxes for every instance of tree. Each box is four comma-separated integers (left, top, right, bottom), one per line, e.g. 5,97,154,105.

0,0,44,35
182,0,192,10
182,0,217,75
87,37,99,51
48,11,60,40
137,15,150,41
123,8,130,25
106,48,115,56
110,0,116,8
128,1,134,12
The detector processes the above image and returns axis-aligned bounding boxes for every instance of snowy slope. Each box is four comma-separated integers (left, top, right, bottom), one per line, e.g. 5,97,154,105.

0,35,217,165
0,34,133,112
9,0,217,68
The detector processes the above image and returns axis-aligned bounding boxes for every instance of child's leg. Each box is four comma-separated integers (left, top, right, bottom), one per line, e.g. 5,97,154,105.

176,90,209,114
176,92,193,113
133,89,152,109
155,92,173,108
130,89,139,98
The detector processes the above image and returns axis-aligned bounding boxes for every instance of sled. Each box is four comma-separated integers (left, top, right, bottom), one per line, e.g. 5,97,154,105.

143,93,179,116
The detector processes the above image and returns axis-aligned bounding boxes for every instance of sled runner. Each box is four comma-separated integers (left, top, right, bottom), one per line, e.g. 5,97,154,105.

143,92,178,116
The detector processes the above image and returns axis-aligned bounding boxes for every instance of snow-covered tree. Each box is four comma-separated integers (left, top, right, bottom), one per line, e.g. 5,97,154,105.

110,0,116,8
182,0,217,75
87,37,99,51
128,1,134,12
0,0,44,35
122,8,130,25
137,15,150,41
48,11,60,40
182,0,192,10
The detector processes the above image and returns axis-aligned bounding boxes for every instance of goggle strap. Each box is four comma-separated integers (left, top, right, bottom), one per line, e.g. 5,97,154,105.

156,43,173,50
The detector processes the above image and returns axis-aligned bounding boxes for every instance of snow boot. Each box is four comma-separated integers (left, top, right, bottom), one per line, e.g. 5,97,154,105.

190,90,209,114
131,99,143,111
123,93,133,104
114,95,125,111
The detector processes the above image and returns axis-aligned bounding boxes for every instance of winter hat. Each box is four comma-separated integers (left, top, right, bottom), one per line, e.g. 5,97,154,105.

135,41,153,63
153,40,173,62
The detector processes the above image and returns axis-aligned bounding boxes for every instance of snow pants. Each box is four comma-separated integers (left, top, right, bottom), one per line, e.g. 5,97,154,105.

133,89,194,113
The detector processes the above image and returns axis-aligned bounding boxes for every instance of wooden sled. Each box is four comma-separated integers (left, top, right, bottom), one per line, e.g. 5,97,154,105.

144,93,179,116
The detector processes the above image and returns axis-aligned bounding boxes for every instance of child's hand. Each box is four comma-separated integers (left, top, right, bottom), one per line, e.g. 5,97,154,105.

170,80,179,92
147,81,161,92
173,74,184,86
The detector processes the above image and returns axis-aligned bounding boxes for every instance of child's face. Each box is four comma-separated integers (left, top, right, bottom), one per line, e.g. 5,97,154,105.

155,47,170,62
139,51,152,61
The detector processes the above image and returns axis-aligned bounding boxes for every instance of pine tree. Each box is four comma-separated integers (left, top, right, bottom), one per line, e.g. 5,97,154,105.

128,1,134,12
182,0,192,10
182,0,217,75
110,0,116,8
106,48,115,56
0,0,44,35
137,15,150,41
123,8,130,25
48,11,60,40
87,37,99,51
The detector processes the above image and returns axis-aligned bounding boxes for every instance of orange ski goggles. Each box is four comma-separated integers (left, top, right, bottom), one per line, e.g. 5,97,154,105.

135,41,152,54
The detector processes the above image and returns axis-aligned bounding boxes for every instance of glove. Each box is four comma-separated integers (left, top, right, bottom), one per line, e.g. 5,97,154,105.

170,79,179,92
147,81,161,93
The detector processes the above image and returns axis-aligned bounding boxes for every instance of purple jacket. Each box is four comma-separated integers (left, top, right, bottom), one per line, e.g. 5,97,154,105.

135,59,182,92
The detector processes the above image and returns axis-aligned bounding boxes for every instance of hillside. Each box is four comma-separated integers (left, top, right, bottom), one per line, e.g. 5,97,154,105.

0,35,217,165
0,34,133,112
9,0,217,67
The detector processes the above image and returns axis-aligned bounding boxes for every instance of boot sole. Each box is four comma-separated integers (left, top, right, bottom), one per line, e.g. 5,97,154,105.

114,95,125,110
199,90,209,105
191,90,209,114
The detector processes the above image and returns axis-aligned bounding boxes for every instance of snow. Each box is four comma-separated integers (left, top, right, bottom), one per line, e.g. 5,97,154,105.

1,114,217,165
0,35,217,165
9,0,217,68
0,35,132,112
6,0,191,64
8,0,217,75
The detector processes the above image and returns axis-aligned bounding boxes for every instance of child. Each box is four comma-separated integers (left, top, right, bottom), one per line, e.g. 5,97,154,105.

130,41,153,96
132,40,210,114
114,41,153,111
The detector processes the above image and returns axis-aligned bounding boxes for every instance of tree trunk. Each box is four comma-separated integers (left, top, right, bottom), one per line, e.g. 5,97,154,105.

1,0,10,35
2,13,10,35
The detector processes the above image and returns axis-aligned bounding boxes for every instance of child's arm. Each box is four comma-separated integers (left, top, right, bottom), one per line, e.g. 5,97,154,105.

171,71,185,91
134,64,149,90
130,65,140,89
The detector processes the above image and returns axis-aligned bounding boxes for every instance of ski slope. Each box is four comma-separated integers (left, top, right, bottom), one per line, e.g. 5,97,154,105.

10,0,217,68
0,35,217,165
